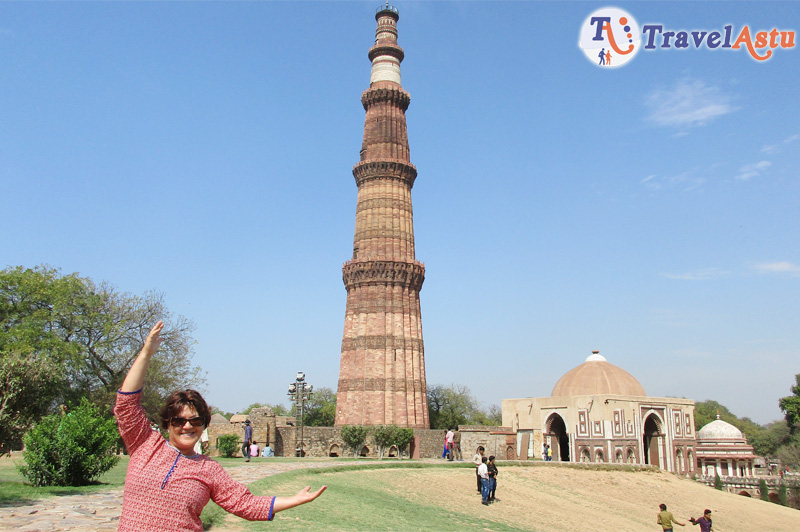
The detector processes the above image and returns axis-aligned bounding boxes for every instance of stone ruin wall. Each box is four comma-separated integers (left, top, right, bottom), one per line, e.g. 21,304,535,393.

206,408,515,460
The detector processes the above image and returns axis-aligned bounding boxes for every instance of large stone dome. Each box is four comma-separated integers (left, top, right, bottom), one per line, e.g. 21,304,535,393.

697,416,744,439
551,352,646,397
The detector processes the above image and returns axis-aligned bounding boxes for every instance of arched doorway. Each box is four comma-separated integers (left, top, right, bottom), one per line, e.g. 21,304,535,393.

546,413,570,462
643,414,662,467
595,449,604,463
675,449,684,474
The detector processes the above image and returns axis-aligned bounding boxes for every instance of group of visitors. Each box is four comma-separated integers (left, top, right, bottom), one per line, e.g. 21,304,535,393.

658,503,714,532
542,443,552,461
442,428,463,460
473,446,499,506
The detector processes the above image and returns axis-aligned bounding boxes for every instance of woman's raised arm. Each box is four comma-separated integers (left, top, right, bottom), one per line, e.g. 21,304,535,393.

120,321,164,393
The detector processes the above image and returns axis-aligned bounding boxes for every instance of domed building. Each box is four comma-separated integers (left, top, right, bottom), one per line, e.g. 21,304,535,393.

502,351,697,475
696,415,757,477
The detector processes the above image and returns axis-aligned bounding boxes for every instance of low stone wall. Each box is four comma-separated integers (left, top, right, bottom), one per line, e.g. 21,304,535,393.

206,409,515,460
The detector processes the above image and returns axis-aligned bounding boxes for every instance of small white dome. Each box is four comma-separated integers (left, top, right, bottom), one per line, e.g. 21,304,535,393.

585,352,607,362
697,416,744,439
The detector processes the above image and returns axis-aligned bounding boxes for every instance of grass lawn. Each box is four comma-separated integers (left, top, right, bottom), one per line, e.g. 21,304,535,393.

0,455,129,504
219,463,533,532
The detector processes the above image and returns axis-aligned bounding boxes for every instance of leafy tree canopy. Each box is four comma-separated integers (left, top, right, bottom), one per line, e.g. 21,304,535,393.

0,265,203,450
427,384,501,430
779,374,800,434
302,387,336,427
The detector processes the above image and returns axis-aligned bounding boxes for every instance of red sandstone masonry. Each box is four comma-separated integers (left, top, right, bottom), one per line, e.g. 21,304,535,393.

335,7,428,429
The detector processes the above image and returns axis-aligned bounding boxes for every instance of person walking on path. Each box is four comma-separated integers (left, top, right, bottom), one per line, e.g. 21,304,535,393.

452,428,462,461
658,503,686,531
689,510,714,532
473,446,485,493
478,456,490,506
547,445,552,461
243,420,253,462
487,455,499,503
115,321,326,531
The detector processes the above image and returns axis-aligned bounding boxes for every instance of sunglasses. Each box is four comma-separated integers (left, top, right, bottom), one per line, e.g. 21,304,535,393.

170,416,204,428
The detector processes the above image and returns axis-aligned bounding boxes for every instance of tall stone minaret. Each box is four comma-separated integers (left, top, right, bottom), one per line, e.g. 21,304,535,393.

335,4,429,429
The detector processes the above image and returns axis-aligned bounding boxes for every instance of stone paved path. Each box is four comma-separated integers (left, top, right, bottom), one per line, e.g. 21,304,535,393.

0,460,378,532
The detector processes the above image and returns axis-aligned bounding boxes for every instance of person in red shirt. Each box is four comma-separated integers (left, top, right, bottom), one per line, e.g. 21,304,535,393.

115,321,325,531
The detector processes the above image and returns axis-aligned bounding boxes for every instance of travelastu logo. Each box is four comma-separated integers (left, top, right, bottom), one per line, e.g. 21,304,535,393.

579,7,796,67
579,7,641,68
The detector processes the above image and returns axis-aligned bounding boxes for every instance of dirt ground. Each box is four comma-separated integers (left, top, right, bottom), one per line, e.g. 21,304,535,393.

343,464,798,532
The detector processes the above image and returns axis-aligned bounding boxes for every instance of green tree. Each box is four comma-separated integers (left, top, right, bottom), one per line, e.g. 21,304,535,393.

266,403,291,416
303,387,337,427
0,265,203,449
18,398,119,486
0,351,62,453
372,425,397,459
340,425,370,457
392,427,414,459
760,478,771,501
776,440,800,468
752,421,790,457
427,384,501,429
1,266,85,450
779,374,800,434
778,482,789,506
714,474,723,490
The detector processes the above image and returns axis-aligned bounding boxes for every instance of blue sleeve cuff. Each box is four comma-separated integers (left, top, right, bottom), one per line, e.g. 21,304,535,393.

268,497,275,521
117,388,143,395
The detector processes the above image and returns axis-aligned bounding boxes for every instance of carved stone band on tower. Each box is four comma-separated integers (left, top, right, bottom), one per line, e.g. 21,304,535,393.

335,5,429,429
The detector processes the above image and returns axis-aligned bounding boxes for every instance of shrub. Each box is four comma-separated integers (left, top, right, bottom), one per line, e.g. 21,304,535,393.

760,478,770,501
393,428,414,459
217,434,239,458
778,482,788,506
714,474,723,490
341,425,370,457
18,398,119,487
372,425,397,459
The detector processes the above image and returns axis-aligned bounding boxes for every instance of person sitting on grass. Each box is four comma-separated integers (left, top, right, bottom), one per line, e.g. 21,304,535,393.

115,321,326,531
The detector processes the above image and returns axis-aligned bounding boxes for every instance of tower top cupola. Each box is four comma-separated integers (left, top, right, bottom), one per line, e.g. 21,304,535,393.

370,4,404,85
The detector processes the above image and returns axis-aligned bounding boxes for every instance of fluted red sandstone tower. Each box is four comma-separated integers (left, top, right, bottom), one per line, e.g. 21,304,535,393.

335,5,429,428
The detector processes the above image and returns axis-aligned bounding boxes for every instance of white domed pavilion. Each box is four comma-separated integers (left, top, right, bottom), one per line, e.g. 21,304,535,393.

696,415,757,478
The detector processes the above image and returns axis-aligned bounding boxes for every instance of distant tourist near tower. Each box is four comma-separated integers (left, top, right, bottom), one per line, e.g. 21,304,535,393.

335,4,429,428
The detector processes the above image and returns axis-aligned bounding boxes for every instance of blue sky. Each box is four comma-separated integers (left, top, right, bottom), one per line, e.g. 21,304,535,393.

2,1,798,425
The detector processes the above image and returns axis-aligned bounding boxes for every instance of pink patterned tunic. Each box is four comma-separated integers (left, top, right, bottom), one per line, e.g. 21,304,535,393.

114,390,275,531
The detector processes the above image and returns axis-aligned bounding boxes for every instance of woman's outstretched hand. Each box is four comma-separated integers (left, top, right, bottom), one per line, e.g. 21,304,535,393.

294,485,327,504
120,320,165,393
273,485,327,514
143,321,164,357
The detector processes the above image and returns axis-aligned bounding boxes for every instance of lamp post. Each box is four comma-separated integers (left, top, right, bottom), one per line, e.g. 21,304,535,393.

287,371,313,457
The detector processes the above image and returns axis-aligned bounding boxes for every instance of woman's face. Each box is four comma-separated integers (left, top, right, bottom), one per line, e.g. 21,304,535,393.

167,404,203,455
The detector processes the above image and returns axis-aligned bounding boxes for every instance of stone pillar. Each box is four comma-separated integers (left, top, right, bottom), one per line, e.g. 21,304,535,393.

335,5,429,429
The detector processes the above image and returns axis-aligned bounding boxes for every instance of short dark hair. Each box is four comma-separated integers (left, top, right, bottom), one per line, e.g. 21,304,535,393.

159,389,211,430
489,455,495,461
482,456,487,463
659,504,667,511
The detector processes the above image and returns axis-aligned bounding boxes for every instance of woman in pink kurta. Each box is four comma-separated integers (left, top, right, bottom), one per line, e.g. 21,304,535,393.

116,321,325,531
